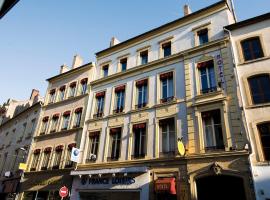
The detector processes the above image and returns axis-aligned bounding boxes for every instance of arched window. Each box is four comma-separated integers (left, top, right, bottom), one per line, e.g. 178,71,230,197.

248,74,270,104
257,122,270,161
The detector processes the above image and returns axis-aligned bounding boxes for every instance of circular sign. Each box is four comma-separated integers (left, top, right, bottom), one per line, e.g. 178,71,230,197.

59,186,69,198
73,148,80,156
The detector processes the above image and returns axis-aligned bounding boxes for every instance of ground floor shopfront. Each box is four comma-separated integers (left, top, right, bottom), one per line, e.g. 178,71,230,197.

0,177,21,200
70,152,254,200
18,169,72,200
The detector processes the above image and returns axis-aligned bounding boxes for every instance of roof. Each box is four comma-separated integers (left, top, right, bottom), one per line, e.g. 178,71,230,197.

46,62,93,82
225,12,270,30
95,0,228,57
0,0,19,19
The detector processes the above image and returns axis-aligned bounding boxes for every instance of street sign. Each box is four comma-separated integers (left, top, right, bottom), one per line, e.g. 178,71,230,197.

59,186,69,198
70,147,80,163
19,163,27,171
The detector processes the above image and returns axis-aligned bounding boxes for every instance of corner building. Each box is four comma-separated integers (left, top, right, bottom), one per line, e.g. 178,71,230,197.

18,57,95,200
71,1,254,200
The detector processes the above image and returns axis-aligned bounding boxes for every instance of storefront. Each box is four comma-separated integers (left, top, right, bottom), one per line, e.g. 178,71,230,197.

0,177,21,200
18,170,72,200
70,167,150,200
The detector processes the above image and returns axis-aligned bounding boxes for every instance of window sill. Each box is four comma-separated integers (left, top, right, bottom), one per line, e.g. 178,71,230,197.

238,56,270,66
44,93,88,107
107,157,120,162
246,102,270,109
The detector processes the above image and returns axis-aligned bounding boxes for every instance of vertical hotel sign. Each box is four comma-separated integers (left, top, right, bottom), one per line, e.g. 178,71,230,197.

216,54,226,90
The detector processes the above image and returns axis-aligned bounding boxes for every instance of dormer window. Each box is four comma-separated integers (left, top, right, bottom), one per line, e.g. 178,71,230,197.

102,65,109,77
162,42,171,57
120,58,127,72
197,28,209,45
48,89,56,104
140,50,148,65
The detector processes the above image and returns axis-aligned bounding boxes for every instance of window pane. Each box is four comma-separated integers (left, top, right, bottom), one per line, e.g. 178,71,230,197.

168,78,174,97
241,37,264,61
200,68,208,91
248,75,270,104
162,79,168,99
258,123,270,161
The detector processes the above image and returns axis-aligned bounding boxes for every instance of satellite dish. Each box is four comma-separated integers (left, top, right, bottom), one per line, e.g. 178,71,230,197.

177,138,186,156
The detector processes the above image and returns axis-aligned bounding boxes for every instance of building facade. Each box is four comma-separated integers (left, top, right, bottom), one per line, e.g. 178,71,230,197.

225,13,270,200
0,90,43,200
70,1,254,200
18,56,95,200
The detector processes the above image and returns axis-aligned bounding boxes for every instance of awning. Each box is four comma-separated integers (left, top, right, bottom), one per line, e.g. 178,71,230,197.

155,178,176,194
71,166,148,176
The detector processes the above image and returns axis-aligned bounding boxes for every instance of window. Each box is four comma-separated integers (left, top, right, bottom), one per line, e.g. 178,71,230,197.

108,128,121,161
68,82,76,97
248,74,270,104
30,119,36,134
140,50,148,65
162,42,171,57
52,145,63,169
133,123,146,159
40,117,49,135
160,72,174,103
120,58,127,72
87,132,100,162
22,123,27,137
241,37,264,61
159,118,175,156
80,78,88,95
58,86,66,101
50,114,59,133
94,91,105,118
257,122,270,161
73,108,83,128
48,89,56,104
197,29,209,45
198,60,217,94
30,149,40,171
136,79,148,109
102,65,109,77
114,85,125,113
65,143,76,168
41,147,52,170
62,111,71,130
202,109,224,151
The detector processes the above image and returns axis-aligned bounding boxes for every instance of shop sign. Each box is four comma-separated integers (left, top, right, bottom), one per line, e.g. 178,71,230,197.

71,147,80,163
19,163,27,171
216,54,225,90
81,176,135,186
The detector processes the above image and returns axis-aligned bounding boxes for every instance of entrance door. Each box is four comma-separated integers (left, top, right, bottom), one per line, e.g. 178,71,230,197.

196,175,246,200
80,191,140,200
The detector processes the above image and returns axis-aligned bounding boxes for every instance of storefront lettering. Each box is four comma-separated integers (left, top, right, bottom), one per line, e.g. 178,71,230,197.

216,54,226,90
81,176,135,185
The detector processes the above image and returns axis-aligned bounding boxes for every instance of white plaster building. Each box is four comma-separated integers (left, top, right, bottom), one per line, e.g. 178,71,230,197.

225,12,270,200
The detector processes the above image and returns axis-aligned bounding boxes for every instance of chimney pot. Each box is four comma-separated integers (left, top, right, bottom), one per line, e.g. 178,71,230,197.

30,89,39,101
72,54,83,69
60,64,69,74
184,4,192,16
110,37,120,47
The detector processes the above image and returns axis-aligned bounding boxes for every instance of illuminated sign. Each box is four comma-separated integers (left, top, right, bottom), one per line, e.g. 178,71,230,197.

81,176,135,185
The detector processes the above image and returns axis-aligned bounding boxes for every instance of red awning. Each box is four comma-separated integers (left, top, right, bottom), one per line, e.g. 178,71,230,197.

70,82,77,87
81,78,88,84
55,145,64,151
133,123,146,130
96,91,105,98
115,85,125,92
42,116,49,122
197,60,214,69
53,113,60,118
44,147,52,153
63,111,71,116
34,149,41,154
60,85,66,91
155,178,176,194
68,143,76,149
75,107,83,113
160,71,173,80
89,131,100,137
50,89,56,94
136,79,148,86
110,127,121,134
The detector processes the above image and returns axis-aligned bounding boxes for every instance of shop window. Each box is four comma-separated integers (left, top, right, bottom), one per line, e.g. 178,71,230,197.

73,108,83,128
241,37,264,61
257,122,270,161
65,143,76,168
94,91,105,118
80,78,88,95
87,132,100,162
155,177,177,200
41,147,52,170
132,123,146,159
40,116,49,135
52,145,63,169
136,79,148,109
68,82,77,98
201,109,224,151
162,41,172,57
159,118,175,156
30,149,40,171
197,60,217,94
102,65,109,77
58,85,66,101
160,72,174,103
197,28,209,45
61,111,71,130
120,58,127,72
140,50,148,65
108,128,121,161
248,74,270,104
48,89,56,104
114,85,125,114
50,114,59,133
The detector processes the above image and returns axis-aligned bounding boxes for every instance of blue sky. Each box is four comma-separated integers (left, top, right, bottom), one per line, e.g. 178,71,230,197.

0,0,269,104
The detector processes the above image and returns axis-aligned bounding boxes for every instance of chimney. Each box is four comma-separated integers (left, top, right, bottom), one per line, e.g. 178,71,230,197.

30,89,39,101
184,4,192,16
110,37,120,47
60,64,69,74
72,54,83,69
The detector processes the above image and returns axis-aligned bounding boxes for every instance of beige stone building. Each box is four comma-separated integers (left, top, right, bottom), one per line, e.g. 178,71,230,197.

0,89,42,199
70,1,254,200
18,56,95,200
225,13,270,200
